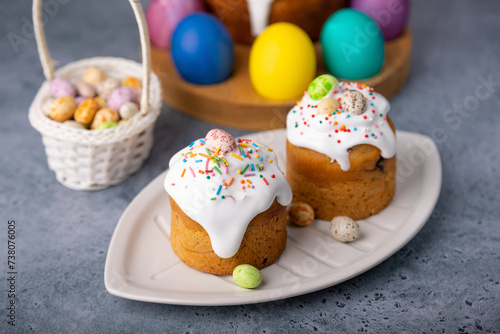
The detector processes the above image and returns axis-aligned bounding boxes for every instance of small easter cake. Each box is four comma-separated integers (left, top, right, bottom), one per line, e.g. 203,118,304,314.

286,75,397,221
164,129,292,275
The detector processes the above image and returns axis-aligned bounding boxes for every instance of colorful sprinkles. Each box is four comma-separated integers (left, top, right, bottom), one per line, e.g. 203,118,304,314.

292,82,388,142
171,137,279,200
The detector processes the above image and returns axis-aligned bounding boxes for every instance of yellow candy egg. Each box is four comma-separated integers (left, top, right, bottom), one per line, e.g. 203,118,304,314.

122,76,142,89
249,22,316,101
82,66,106,84
49,96,76,122
91,108,120,130
94,96,107,109
74,98,99,127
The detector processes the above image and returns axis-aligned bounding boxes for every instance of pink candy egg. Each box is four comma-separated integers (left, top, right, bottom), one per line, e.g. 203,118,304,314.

146,0,205,49
75,96,86,105
106,87,136,111
350,0,410,40
50,78,76,98
75,81,96,98
205,129,236,156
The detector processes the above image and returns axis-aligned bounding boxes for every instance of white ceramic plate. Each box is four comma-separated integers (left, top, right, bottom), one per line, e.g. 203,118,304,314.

105,130,442,306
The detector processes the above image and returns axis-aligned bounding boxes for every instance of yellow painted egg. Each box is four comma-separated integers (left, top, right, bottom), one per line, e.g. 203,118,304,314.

249,22,316,101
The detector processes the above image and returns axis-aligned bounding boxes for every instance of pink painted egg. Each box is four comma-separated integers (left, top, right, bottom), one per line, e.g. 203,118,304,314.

146,0,205,49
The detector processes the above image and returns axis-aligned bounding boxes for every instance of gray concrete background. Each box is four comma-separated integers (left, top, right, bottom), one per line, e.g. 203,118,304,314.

1,0,499,332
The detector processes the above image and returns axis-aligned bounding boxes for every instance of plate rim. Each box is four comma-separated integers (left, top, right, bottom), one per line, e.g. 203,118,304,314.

104,129,442,306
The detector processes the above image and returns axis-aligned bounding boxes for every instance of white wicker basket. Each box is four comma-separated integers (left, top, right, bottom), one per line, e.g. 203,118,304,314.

29,0,162,190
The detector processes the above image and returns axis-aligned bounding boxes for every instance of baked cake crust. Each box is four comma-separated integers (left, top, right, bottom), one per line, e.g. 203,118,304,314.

286,118,396,221
170,197,287,275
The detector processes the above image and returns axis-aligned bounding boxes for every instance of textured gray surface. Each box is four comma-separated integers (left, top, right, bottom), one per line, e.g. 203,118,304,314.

1,0,499,333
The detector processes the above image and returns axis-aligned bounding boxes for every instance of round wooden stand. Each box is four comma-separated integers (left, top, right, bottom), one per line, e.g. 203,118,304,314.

151,28,412,130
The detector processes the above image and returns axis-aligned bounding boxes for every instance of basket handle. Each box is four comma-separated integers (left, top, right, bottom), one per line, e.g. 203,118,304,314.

32,0,152,115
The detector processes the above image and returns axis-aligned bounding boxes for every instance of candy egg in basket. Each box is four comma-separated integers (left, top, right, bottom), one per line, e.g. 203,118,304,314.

29,0,162,190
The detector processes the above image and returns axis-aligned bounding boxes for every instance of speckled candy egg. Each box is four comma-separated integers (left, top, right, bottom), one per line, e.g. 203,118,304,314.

75,96,86,105
91,108,120,130
288,202,315,226
330,216,361,242
74,81,96,98
74,98,99,127
49,96,76,122
250,22,316,101
96,121,119,130
95,78,120,100
122,76,142,89
106,87,136,111
307,74,339,101
232,264,262,289
320,9,385,80
171,13,234,85
205,129,237,156
340,90,367,115
317,97,339,115
146,0,205,50
63,120,86,129
41,97,54,116
351,0,410,40
82,66,106,84
94,97,107,109
119,102,139,120
50,78,76,98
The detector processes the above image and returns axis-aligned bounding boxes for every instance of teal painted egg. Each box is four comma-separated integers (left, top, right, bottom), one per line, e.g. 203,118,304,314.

320,9,385,80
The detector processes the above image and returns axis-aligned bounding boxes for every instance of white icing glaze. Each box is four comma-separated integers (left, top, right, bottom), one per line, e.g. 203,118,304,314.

164,136,292,258
286,82,397,171
246,0,275,37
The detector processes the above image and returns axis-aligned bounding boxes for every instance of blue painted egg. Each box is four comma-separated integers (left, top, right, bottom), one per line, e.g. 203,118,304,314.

320,9,385,80
171,13,234,85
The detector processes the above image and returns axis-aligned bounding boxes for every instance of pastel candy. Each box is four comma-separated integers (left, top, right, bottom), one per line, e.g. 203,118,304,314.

330,216,361,242
122,76,142,89
205,129,237,156
288,202,315,226
96,121,119,130
317,97,339,115
307,74,338,101
119,102,139,120
91,108,120,130
74,98,99,126
232,264,262,289
50,96,76,122
95,78,120,100
132,87,142,105
107,87,136,111
82,66,106,84
75,96,86,105
41,97,54,116
340,90,367,115
94,97,107,109
75,81,96,98
63,120,86,129
50,78,76,98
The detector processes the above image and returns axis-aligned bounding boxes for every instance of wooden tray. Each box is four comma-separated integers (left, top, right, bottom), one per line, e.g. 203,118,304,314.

151,28,412,130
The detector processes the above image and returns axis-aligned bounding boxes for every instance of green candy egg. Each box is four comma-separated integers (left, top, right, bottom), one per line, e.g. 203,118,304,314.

232,264,262,289
307,74,339,101
96,121,119,130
